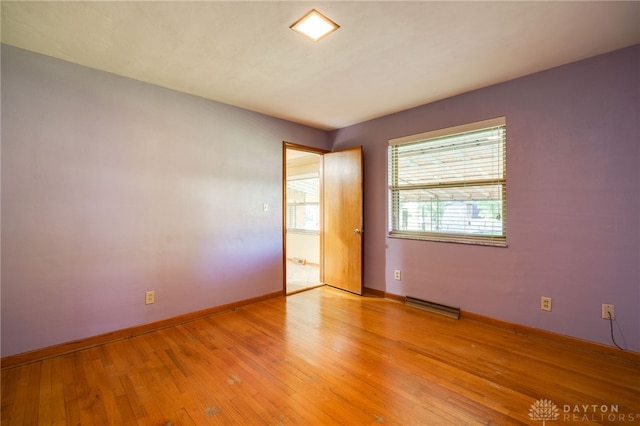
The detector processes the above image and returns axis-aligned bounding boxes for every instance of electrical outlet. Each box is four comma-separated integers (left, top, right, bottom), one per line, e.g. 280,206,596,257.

145,291,155,305
394,270,401,280
602,304,614,320
540,296,552,312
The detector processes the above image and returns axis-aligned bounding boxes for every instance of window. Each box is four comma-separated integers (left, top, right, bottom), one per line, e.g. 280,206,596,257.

286,174,320,233
388,117,506,246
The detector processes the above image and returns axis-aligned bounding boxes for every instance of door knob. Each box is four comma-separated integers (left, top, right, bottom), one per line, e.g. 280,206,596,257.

353,228,362,234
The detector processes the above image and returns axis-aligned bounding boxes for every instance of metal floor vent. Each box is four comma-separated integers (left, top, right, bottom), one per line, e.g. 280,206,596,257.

405,296,460,319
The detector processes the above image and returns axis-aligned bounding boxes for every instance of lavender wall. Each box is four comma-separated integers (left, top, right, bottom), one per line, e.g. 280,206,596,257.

2,44,638,358
1,45,330,357
331,45,640,352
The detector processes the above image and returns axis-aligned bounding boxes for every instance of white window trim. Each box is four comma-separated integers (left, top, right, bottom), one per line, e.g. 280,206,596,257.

388,117,507,247
389,117,506,146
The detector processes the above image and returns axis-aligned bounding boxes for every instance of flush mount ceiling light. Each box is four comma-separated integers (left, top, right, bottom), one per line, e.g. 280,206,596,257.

290,9,339,42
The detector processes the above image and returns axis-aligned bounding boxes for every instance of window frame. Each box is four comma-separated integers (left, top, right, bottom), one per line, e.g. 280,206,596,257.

388,117,507,247
286,173,320,235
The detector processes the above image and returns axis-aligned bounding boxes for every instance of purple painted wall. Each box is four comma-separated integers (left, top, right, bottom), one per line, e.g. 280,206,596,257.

1,45,330,357
330,45,640,352
2,44,638,357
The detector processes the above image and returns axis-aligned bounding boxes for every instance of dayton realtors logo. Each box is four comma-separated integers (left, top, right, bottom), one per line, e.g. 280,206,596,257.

529,399,560,425
529,399,639,424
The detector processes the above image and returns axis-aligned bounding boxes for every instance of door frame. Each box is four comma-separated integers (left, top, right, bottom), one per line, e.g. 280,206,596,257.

283,142,329,294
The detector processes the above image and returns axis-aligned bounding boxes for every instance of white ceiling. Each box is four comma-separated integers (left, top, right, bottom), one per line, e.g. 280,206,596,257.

2,1,639,131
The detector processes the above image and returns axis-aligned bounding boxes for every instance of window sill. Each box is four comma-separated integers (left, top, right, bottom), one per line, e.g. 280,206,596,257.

388,232,507,247
287,229,320,236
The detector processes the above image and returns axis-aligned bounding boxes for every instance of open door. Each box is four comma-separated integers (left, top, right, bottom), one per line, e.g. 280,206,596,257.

322,146,364,295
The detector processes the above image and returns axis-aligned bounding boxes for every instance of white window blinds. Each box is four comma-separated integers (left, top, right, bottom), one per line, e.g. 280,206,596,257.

388,117,506,246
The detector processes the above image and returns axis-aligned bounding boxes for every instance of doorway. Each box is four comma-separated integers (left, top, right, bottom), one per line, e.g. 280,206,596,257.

283,142,364,295
284,145,325,294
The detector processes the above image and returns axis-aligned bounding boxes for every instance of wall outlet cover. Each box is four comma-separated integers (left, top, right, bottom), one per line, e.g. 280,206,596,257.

601,304,614,320
541,296,552,312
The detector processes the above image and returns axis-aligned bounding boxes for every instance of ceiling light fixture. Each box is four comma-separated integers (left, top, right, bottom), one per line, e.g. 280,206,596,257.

290,9,339,42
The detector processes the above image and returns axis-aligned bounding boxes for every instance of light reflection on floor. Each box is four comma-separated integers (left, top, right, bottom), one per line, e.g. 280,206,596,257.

286,260,322,294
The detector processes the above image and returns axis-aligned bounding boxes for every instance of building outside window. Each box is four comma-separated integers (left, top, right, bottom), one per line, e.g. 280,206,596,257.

388,117,506,246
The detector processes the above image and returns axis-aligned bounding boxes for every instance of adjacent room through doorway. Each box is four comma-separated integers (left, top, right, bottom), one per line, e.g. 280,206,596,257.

284,146,324,294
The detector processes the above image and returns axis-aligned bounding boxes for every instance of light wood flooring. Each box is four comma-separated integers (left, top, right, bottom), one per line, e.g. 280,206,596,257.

2,286,639,425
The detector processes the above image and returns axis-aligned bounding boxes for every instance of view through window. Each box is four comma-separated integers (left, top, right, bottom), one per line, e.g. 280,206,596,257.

287,175,319,233
388,117,506,246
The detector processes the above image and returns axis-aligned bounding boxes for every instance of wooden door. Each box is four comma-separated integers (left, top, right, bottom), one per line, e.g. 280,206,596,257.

322,146,363,295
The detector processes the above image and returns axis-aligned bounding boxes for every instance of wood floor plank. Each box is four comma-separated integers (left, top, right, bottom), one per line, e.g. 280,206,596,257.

20,362,42,425
1,366,20,425
36,358,54,425
2,286,639,425
47,357,67,424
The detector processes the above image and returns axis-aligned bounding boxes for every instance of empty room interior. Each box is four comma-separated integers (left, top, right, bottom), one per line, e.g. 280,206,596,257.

1,2,639,425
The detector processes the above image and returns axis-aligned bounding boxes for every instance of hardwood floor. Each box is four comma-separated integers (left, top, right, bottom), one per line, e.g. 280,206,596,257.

2,286,639,425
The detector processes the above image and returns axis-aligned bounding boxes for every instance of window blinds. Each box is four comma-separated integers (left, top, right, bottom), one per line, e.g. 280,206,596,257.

388,117,506,246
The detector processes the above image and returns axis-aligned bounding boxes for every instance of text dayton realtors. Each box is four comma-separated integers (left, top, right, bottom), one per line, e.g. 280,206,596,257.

563,404,637,422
